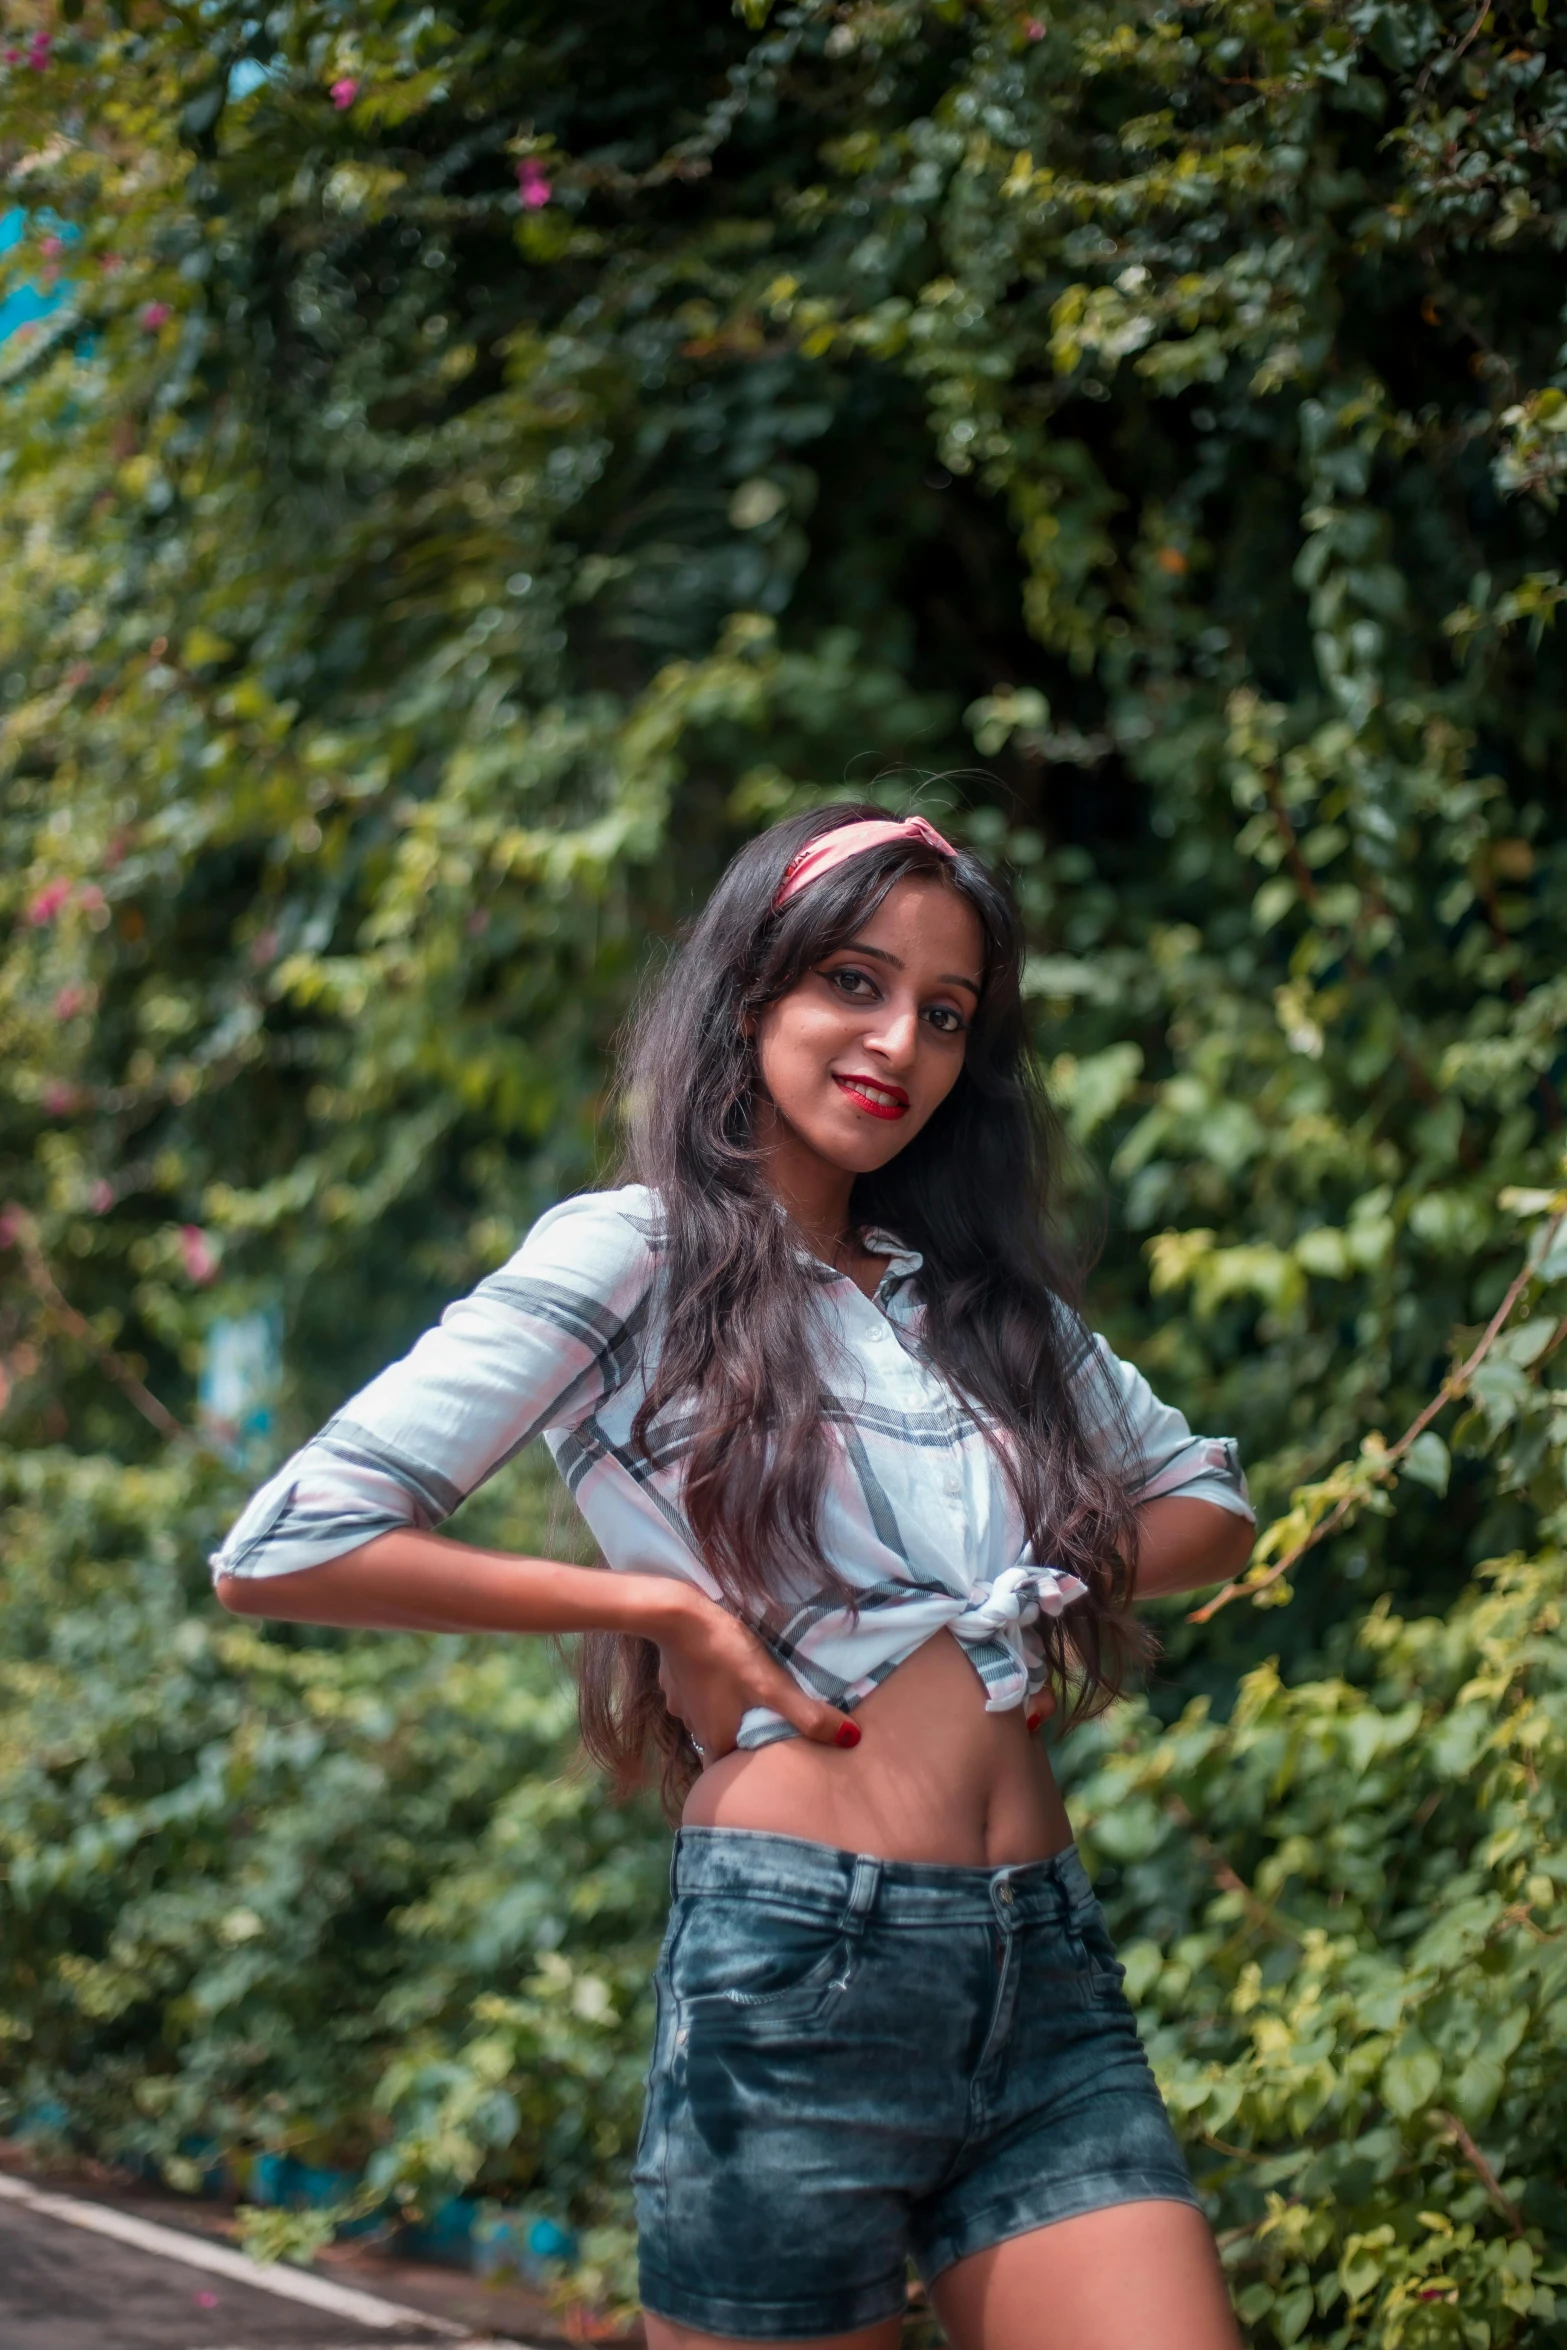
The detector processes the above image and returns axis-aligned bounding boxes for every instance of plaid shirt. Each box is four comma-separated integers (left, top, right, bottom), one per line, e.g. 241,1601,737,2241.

213,1185,1252,1747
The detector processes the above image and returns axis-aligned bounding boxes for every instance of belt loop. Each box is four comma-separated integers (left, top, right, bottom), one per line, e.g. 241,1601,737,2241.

1055,1860,1078,1932
842,1854,882,1937
668,1828,684,1903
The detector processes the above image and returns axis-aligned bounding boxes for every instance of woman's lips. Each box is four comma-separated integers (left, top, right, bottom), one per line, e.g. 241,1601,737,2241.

833,1073,909,1121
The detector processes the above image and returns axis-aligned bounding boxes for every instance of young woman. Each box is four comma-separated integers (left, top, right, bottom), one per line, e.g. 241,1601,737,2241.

214,806,1255,2350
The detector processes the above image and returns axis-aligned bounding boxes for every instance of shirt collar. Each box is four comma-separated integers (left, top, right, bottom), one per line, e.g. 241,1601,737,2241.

860,1226,924,1285
769,1195,924,1295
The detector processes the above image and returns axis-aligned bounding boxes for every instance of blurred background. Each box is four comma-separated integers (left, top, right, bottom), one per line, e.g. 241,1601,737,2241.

2,1,1565,2340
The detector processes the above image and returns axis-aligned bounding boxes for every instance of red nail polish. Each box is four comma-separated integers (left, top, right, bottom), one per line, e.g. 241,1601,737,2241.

1026,1713,1042,1733
835,1721,861,1749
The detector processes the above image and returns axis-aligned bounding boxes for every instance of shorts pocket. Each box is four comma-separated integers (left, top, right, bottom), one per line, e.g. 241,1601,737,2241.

1017,1895,1123,2011
667,1895,856,2024
632,1970,670,2181
1068,1890,1128,2000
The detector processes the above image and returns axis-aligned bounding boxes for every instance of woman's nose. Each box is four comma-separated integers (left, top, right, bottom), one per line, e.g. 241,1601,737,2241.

864,1004,920,1065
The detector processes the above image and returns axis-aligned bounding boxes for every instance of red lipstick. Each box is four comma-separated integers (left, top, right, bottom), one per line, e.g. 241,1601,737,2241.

833,1073,909,1121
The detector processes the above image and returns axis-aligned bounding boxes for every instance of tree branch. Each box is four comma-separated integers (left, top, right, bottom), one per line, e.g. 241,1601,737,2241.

1416,0,1492,94
1162,1793,1292,1940
3,1206,218,1456
1430,2110,1524,2236
1190,1216,1563,1623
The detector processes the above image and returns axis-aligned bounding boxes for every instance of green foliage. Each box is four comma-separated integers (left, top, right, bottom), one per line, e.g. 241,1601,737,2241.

1065,1537,1567,2346
0,1444,662,2304
3,0,1567,2334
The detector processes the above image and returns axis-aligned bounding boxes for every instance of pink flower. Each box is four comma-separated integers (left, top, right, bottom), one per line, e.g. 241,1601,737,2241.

139,302,172,332
249,928,279,968
43,1081,79,1116
53,985,89,1020
3,50,19,66
100,252,123,273
194,2293,219,2310
517,159,552,210
26,880,73,926
40,234,62,258
1025,16,1045,35
0,1208,19,1249
178,1225,219,1286
329,77,358,109
27,35,49,68
89,1180,114,1214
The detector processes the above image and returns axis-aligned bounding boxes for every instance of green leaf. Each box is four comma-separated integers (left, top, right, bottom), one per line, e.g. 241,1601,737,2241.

179,81,226,138
1382,2035,1443,2120
1274,2286,1316,2344
1400,1431,1450,1496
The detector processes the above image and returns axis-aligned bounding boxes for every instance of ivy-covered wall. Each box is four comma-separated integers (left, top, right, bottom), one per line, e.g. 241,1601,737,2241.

2,1,1566,2337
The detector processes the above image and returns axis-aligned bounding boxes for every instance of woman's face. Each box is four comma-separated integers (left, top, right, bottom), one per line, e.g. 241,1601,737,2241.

754,876,985,1177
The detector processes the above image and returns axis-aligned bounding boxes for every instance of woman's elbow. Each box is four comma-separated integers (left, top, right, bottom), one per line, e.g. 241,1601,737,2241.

214,1571,269,1616
1210,1507,1255,1580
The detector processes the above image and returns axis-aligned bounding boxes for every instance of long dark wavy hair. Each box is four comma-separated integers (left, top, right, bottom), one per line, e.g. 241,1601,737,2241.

578,804,1146,1810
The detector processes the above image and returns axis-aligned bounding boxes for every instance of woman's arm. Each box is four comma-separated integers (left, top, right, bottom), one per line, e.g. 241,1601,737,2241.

211,1191,659,1592
215,1529,856,1754
1131,1495,1253,1601
215,1528,690,1635
1064,1325,1254,1602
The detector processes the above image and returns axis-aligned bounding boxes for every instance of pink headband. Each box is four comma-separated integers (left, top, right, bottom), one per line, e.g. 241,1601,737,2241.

774,815,957,909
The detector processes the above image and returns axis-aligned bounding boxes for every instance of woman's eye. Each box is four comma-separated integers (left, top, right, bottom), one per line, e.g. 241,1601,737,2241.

925,1005,966,1035
829,966,876,998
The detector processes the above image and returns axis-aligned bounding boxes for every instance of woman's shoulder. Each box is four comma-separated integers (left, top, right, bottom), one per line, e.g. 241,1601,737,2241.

505,1183,663,1300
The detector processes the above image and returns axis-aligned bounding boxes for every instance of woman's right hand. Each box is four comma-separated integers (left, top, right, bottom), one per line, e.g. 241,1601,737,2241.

654,1585,860,1764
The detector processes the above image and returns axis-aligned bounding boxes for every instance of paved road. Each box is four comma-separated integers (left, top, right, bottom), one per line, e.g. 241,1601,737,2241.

0,2174,557,2350
0,2194,437,2350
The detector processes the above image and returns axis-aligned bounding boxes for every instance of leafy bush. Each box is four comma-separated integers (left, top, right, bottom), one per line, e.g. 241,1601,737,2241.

0,1445,662,2296
1070,1542,1567,2344
2,0,1567,2336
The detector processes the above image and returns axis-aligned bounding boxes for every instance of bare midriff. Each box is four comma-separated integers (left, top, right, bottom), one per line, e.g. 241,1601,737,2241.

679,1627,1075,1868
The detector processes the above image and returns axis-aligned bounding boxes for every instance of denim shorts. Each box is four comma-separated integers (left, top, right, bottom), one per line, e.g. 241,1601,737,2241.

633,1827,1200,2340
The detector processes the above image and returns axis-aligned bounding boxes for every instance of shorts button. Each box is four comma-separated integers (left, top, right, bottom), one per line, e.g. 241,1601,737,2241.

997,1883,1014,1906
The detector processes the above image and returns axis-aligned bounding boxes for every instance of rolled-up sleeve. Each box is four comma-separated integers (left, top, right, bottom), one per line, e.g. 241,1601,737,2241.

211,1189,656,1582
1075,1333,1254,1520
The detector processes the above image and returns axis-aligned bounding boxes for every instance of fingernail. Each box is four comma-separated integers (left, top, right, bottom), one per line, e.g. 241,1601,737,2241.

835,1721,861,1749
1026,1713,1042,1733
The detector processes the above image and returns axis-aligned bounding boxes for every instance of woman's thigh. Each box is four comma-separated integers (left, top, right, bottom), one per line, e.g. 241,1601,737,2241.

643,2318,903,2350
931,2199,1240,2350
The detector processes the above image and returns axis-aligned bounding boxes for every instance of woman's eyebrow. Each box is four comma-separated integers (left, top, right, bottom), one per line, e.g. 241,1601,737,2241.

833,941,982,997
